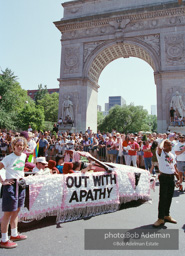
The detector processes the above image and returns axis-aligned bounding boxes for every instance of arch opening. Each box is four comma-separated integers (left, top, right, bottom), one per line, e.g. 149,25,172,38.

87,42,158,85
98,57,157,115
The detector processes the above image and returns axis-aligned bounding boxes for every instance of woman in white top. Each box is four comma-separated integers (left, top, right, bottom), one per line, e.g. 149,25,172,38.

0,137,28,249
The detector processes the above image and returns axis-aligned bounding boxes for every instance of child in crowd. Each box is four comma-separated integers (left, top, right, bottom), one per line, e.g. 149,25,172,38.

0,137,28,249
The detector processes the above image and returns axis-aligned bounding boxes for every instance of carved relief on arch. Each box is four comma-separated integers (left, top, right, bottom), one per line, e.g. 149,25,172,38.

130,19,160,31
165,34,185,65
136,34,160,56
83,41,106,63
63,46,80,74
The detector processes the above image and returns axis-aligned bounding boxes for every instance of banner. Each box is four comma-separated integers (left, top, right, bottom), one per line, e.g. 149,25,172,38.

57,172,120,222
63,172,119,208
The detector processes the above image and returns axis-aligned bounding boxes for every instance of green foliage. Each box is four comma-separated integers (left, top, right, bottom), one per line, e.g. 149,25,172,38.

148,115,157,132
0,106,16,130
16,104,45,131
98,104,150,133
97,111,104,126
42,121,55,132
0,68,29,113
140,124,151,132
34,84,48,105
0,68,36,130
37,92,59,122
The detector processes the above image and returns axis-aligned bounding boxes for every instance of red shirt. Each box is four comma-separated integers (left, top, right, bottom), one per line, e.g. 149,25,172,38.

128,142,139,156
143,145,153,158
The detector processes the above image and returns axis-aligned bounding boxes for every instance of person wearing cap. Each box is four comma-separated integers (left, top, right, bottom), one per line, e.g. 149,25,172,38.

174,135,185,192
32,157,48,174
153,139,179,227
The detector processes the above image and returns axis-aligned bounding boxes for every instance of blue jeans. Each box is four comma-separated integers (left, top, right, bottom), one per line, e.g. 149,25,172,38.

144,157,152,171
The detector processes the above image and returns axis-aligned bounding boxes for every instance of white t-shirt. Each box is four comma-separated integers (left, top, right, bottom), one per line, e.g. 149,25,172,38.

1,153,26,179
174,142,185,161
55,142,62,153
28,139,36,152
156,150,176,174
32,167,51,175
32,166,42,173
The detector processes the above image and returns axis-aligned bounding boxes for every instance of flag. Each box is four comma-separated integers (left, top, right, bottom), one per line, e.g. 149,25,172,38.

28,154,33,163
33,142,39,158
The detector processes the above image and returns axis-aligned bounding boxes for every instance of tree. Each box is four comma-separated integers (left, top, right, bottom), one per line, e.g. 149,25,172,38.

34,84,48,105
144,114,157,132
16,104,45,131
0,106,16,130
37,92,59,122
0,68,34,129
98,104,149,133
0,68,29,113
97,111,104,126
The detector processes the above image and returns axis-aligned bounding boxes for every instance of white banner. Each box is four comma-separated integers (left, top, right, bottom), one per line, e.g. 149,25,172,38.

63,172,119,209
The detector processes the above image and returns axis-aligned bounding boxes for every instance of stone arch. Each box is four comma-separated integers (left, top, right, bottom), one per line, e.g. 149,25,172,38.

55,0,185,133
83,39,160,84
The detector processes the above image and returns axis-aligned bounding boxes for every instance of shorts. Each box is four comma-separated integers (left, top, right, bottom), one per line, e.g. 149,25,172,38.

2,181,25,212
176,161,185,173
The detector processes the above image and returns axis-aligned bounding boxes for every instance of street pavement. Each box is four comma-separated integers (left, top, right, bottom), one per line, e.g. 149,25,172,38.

1,178,185,256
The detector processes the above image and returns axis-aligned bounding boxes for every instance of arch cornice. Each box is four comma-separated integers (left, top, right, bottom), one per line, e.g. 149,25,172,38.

54,4,185,33
83,37,161,84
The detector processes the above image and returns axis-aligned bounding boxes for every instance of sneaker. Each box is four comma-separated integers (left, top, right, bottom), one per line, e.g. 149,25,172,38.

0,240,17,249
153,219,164,227
10,234,27,242
164,216,177,224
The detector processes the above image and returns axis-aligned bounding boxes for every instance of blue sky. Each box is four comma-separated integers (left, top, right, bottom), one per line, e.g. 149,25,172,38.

1,0,156,114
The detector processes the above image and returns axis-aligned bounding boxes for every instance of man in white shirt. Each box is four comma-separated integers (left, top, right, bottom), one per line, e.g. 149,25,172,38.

153,139,179,227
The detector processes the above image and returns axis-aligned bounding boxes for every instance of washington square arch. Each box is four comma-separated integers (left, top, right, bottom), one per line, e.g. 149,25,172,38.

54,0,185,133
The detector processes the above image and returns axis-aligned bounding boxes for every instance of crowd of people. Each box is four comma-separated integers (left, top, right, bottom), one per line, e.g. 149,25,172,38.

1,123,185,247
0,126,184,175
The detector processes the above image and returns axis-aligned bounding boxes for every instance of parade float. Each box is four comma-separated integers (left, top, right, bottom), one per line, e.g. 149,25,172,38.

0,151,154,224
